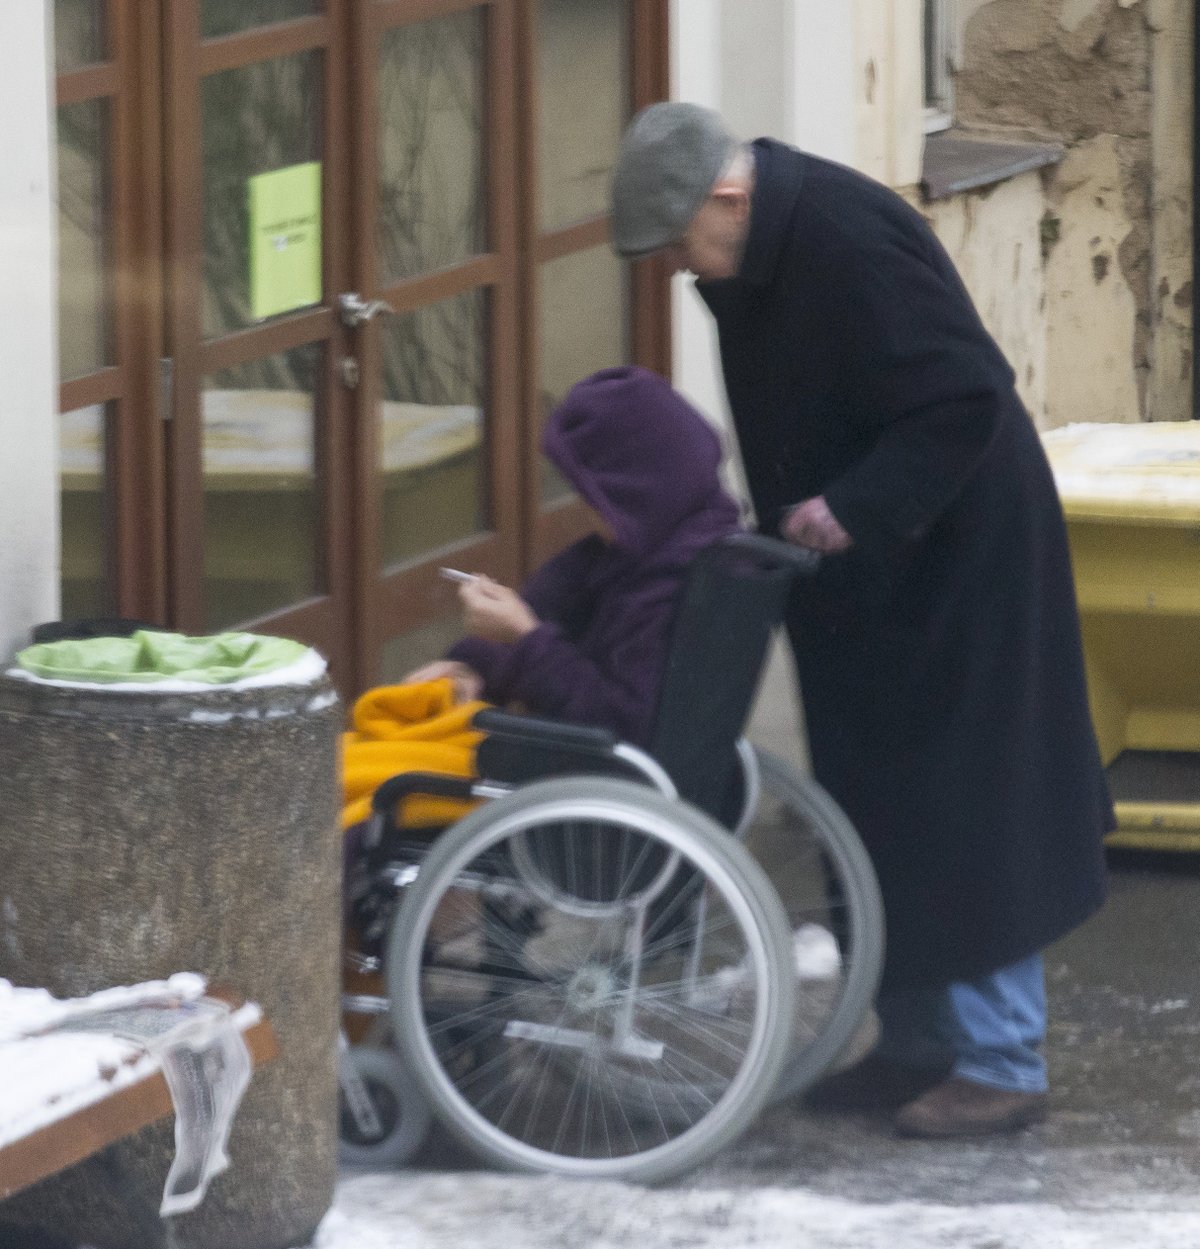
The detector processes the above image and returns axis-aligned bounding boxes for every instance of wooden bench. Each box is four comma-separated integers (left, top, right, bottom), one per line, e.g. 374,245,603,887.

0,991,276,1204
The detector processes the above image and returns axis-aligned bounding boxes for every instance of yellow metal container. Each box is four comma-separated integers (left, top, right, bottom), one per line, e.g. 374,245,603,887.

1042,421,1200,851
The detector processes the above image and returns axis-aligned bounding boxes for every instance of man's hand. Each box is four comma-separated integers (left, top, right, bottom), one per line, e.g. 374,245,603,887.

460,577,540,644
403,659,485,704
781,496,853,553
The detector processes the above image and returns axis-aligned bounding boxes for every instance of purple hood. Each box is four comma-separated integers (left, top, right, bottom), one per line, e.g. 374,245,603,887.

446,367,740,745
543,367,734,558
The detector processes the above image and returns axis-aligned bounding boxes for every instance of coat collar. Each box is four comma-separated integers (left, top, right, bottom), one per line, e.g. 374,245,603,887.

736,139,807,286
695,139,806,318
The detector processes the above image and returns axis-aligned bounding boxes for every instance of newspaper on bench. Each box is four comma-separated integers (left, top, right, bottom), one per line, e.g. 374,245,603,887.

0,973,253,1215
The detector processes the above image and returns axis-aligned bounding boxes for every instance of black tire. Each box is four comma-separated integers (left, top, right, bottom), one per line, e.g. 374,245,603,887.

337,1045,432,1169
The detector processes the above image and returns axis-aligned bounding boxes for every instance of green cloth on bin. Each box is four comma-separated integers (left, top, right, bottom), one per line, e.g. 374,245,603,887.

15,630,309,685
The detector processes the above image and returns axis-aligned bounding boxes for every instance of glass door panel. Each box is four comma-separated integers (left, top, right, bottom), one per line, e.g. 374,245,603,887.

54,0,158,623
353,0,521,683
59,403,112,619
527,1,637,551
164,2,352,679
57,98,113,381
377,9,486,284
55,0,106,71
538,244,629,502
202,344,323,629
538,0,629,230
201,0,322,38
379,616,464,684
378,290,488,567
201,50,324,337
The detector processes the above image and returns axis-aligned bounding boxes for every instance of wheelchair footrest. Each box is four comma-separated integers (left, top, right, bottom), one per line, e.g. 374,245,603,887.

342,992,389,1016
502,1019,664,1062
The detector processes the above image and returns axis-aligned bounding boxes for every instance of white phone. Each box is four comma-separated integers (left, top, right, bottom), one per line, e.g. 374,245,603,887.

439,567,479,584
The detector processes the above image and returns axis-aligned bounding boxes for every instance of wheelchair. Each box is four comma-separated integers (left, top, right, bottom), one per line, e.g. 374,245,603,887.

337,534,885,1183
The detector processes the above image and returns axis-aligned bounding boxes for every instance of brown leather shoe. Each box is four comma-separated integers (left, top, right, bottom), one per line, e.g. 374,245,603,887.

894,1076,1049,1137
804,1052,952,1112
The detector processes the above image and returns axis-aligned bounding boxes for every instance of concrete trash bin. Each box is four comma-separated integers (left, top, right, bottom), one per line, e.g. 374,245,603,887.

1042,421,1200,851
0,632,342,1249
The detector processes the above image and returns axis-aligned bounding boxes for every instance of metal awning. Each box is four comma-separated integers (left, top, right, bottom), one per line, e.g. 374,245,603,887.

921,130,1065,201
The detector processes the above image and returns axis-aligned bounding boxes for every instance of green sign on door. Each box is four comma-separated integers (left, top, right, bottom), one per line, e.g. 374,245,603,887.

248,161,323,321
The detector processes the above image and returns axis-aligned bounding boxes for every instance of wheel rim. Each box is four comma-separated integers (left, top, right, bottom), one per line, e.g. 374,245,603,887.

390,786,791,1177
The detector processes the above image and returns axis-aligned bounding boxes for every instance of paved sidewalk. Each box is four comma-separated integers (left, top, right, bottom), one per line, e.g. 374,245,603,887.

311,844,1200,1247
315,1170,1200,1249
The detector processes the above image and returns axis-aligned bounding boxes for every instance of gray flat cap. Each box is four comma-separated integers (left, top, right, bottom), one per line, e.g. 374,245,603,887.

611,103,738,259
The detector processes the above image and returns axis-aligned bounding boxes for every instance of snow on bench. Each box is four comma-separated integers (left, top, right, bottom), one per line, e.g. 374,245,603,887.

0,974,276,1213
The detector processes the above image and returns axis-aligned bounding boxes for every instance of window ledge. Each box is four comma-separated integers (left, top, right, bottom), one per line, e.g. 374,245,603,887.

920,129,1065,202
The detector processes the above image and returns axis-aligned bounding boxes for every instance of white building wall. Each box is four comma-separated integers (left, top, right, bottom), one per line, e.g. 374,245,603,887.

0,3,58,661
669,0,860,426
784,0,857,163
669,0,726,433
922,174,1051,426
854,0,924,190
669,0,858,767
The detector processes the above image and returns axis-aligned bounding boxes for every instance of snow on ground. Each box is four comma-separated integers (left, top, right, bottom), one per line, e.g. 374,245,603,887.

310,1172,1200,1249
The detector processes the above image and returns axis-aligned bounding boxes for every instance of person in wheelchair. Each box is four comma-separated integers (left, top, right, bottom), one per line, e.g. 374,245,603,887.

341,364,742,958
409,364,742,744
341,364,742,840
339,367,878,1180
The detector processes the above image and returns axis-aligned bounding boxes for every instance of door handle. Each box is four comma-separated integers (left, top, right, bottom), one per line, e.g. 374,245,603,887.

338,292,396,329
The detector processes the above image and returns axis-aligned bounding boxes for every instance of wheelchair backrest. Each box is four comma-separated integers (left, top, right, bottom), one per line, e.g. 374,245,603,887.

648,534,816,825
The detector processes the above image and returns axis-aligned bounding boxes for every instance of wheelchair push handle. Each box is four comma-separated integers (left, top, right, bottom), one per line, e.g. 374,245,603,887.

715,532,822,578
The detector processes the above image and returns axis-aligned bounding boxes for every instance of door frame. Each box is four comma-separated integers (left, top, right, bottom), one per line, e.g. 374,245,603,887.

517,0,673,567
55,0,167,621
161,0,358,677
56,0,671,696
347,0,526,692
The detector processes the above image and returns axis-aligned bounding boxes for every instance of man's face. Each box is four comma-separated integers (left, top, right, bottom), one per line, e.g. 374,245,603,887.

661,188,750,281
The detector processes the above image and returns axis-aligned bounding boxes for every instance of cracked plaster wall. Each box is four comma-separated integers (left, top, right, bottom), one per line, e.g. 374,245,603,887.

953,0,1192,424
849,0,1054,423
921,175,1052,425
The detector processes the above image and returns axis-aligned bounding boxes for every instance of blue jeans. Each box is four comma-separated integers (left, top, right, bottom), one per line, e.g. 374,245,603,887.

875,953,1049,1094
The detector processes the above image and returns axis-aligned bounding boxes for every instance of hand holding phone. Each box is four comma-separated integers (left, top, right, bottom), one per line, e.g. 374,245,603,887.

456,576,538,643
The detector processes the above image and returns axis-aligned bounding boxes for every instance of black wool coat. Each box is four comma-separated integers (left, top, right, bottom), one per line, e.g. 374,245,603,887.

698,139,1112,989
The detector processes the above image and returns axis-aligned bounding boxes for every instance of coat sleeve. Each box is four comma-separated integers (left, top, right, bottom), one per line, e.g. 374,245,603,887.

442,536,603,690
817,217,1010,559
478,579,678,745
519,534,607,621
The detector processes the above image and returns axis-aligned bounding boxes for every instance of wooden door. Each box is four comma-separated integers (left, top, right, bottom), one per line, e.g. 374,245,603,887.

347,0,525,688
162,0,358,681
54,0,669,696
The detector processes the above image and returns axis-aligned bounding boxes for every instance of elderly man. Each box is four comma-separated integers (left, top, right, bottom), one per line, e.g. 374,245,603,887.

610,103,1113,1138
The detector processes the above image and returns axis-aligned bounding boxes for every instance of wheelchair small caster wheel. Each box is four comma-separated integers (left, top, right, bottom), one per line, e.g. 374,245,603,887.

338,1045,432,1168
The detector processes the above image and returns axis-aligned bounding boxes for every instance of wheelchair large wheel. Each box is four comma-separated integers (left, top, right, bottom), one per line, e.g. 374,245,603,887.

386,776,795,1183
746,748,885,1101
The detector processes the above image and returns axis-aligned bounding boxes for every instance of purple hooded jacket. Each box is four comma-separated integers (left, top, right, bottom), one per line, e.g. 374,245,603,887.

446,366,741,746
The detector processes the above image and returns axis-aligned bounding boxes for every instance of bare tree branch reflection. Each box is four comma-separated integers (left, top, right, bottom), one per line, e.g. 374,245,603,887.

200,0,317,40
377,11,484,409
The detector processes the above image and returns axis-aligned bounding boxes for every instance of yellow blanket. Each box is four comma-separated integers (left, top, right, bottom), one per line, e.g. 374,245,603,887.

341,679,488,830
